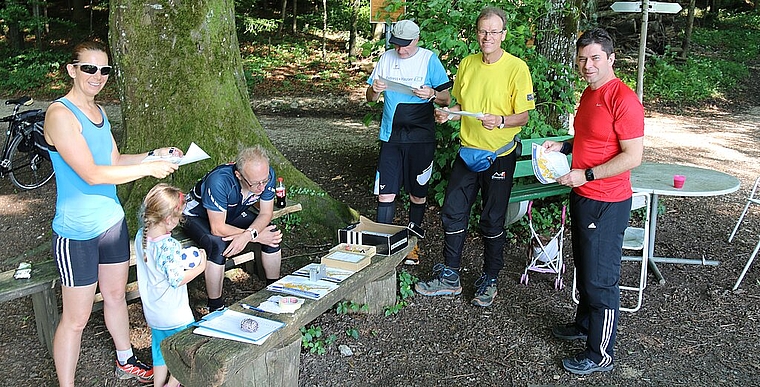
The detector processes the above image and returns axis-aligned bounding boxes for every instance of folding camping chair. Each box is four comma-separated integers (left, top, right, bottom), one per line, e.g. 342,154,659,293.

572,191,651,312
728,176,760,290
519,201,567,290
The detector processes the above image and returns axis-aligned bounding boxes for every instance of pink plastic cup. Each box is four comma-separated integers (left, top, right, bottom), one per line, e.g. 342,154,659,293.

673,174,686,189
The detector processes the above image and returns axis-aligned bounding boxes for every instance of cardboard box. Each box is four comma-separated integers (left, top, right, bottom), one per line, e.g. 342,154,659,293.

321,249,372,272
337,216,409,255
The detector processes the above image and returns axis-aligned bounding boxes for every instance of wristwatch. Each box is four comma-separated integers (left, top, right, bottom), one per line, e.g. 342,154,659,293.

247,227,258,241
585,168,595,182
498,115,505,129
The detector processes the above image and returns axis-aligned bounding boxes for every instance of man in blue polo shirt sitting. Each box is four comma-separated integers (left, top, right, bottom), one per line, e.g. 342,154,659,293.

183,145,283,312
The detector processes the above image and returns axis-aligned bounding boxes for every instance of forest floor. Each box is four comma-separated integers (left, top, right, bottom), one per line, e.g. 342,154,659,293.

2,76,760,386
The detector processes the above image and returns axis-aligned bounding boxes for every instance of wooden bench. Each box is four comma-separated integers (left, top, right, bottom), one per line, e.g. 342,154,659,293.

161,237,418,387
0,202,303,356
505,135,573,224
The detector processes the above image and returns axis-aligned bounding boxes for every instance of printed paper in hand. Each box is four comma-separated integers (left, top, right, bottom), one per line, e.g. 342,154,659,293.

435,108,485,119
377,76,417,96
531,143,570,184
192,309,285,345
142,142,210,166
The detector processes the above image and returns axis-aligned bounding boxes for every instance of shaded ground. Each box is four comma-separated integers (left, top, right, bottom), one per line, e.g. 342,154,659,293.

2,89,760,386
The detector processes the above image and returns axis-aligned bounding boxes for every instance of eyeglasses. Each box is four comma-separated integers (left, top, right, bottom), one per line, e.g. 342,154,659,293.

73,63,112,76
477,30,504,37
239,173,269,188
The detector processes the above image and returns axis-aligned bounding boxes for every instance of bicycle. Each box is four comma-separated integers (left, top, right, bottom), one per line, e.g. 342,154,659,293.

1,96,54,190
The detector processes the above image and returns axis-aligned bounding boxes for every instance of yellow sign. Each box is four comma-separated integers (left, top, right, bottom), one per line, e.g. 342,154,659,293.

370,0,406,23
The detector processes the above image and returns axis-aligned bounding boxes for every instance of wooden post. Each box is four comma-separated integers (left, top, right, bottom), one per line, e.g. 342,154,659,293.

636,0,650,102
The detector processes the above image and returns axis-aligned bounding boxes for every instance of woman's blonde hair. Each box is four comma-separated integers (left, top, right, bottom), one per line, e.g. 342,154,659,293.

138,183,185,259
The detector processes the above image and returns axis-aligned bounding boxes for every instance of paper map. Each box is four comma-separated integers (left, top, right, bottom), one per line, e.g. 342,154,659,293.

377,76,417,96
531,143,570,184
266,275,339,300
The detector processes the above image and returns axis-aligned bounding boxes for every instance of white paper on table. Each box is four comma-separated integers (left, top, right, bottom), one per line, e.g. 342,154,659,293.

435,108,485,119
292,263,356,283
141,142,210,166
531,143,571,184
256,295,305,314
377,76,417,96
192,309,284,345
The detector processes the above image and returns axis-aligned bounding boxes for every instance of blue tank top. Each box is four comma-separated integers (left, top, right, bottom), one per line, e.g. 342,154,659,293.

50,97,124,239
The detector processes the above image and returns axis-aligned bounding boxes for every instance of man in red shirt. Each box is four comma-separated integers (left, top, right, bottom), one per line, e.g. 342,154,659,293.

542,28,644,375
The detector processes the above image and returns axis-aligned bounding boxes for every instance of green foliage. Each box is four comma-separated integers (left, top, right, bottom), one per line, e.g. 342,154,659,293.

642,12,760,104
345,327,360,339
383,269,417,316
272,213,302,233
508,198,568,242
300,325,337,354
644,50,747,101
335,300,368,314
0,49,68,94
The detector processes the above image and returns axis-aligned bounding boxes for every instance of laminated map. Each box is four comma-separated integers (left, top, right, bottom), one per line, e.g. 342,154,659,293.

531,143,570,184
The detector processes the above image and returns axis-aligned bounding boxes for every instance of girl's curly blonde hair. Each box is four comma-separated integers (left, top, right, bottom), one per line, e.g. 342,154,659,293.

138,183,185,259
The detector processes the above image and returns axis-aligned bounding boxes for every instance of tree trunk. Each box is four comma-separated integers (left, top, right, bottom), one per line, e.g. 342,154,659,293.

108,0,355,239
322,0,327,60
279,0,287,33
347,0,360,60
292,0,297,33
681,0,696,59
535,0,581,131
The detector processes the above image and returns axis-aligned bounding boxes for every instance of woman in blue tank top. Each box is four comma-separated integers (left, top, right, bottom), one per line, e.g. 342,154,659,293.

43,41,184,386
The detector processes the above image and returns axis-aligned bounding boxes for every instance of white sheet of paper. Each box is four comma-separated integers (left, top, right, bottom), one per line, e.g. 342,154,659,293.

377,76,417,96
192,309,284,345
435,108,485,118
141,142,210,166
531,143,571,184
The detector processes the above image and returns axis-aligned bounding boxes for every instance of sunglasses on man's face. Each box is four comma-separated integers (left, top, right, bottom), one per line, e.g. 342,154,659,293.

73,63,112,76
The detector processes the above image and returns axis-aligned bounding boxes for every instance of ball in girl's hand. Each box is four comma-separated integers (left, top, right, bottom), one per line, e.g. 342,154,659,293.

179,247,202,270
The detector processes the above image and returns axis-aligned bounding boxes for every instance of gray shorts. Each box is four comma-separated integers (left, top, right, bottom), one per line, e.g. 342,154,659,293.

52,219,130,287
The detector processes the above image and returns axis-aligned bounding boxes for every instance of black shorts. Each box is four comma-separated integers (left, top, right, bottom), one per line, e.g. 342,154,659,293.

374,141,435,198
182,210,280,266
52,219,130,287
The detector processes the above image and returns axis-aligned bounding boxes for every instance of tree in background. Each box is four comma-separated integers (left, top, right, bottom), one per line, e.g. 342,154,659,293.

109,0,355,240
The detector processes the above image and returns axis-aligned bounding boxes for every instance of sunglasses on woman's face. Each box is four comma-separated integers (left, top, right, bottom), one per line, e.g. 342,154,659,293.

73,63,112,76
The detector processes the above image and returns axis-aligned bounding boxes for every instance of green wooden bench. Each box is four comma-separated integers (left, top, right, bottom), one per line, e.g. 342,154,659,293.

161,237,418,387
0,202,303,356
505,135,573,224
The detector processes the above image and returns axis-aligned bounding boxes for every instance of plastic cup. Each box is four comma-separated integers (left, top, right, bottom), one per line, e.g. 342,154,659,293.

673,174,686,189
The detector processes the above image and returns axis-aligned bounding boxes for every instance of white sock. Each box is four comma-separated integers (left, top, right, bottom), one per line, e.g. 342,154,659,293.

116,348,134,365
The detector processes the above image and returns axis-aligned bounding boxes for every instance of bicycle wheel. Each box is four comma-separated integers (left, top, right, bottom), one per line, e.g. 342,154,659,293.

8,134,55,190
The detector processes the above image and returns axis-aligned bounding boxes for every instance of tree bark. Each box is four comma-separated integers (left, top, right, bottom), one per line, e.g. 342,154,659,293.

108,0,355,239
535,0,581,130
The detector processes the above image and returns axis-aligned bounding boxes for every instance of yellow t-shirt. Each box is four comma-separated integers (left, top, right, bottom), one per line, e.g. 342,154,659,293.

452,52,535,155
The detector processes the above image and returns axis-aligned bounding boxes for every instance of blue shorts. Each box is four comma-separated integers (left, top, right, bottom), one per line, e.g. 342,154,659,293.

52,219,130,287
151,323,193,367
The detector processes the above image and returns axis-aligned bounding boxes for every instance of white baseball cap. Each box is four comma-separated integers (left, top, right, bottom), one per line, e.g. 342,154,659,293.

389,20,420,47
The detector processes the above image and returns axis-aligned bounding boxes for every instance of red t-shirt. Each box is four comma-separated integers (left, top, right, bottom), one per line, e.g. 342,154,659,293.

572,78,644,202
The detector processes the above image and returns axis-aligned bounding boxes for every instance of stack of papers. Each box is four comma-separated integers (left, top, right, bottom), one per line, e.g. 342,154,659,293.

266,275,339,300
292,263,356,283
193,309,285,345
